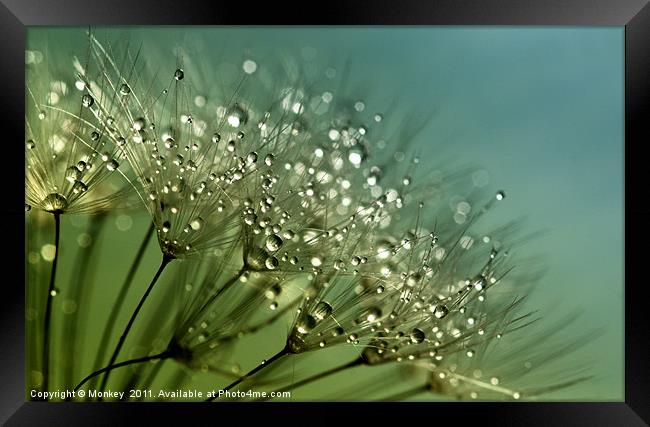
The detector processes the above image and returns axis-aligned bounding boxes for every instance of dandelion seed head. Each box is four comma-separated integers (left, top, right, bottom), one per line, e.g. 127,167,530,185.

26,58,133,215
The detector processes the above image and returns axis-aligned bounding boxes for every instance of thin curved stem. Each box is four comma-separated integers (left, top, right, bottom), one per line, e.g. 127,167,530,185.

98,254,173,392
88,221,154,390
41,211,61,398
73,350,171,394
207,346,289,402
258,357,363,401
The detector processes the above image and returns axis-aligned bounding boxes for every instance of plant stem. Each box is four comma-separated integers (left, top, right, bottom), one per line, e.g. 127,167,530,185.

207,346,289,401
73,350,171,394
98,253,173,392
258,357,363,401
41,211,61,399
88,221,154,390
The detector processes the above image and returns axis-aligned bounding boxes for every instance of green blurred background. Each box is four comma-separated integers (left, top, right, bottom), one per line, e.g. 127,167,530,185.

26,27,623,400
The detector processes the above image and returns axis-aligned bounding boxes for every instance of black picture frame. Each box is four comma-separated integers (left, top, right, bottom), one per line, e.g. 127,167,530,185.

2,0,647,425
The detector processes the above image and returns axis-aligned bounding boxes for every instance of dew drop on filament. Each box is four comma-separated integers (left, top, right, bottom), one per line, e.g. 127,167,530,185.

410,328,426,344
189,217,204,231
265,234,283,252
81,94,94,108
312,301,332,321
434,305,449,319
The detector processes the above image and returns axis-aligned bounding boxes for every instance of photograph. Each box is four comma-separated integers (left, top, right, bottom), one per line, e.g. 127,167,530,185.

24,26,623,403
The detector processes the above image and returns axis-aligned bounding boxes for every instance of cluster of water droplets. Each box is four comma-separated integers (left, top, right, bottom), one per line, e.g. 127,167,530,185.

25,59,128,215
77,40,560,400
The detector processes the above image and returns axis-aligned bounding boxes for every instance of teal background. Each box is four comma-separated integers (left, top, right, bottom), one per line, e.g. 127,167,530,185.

27,27,624,400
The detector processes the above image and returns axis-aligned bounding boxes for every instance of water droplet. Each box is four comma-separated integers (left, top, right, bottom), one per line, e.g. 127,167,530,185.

81,94,94,108
364,307,382,322
226,105,247,128
310,256,323,267
243,213,257,226
242,59,257,74
190,217,204,231
106,159,119,171
376,241,392,260
466,350,475,357
407,273,422,287
265,256,279,270
410,328,425,344
473,275,486,291
269,301,278,310
496,191,506,201
42,193,67,212
72,180,88,194
265,234,283,252
162,221,171,233
312,301,332,321
174,68,184,80
434,305,449,319
296,314,317,334
65,166,81,183
348,146,365,166
246,151,258,165
265,284,282,299
366,168,382,187
26,140,35,149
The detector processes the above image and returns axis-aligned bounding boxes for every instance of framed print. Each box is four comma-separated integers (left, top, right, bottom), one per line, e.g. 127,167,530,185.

1,0,647,425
